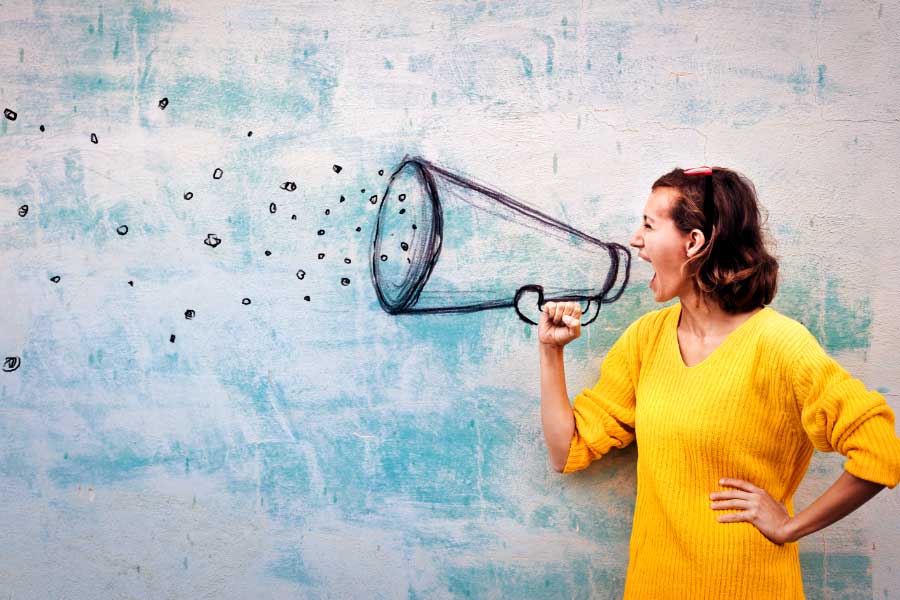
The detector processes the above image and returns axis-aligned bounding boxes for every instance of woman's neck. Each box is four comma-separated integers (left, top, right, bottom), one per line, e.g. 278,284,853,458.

677,289,760,340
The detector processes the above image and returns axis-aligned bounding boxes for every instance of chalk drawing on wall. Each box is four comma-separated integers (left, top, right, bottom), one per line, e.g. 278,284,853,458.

371,157,631,326
2,356,21,372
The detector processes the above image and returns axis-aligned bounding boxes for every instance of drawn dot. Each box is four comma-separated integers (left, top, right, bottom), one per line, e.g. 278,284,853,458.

324,209,330,215
399,208,406,215
291,214,297,220
304,295,311,301
213,168,223,179
281,181,297,192
412,224,417,230
185,309,195,319
361,188,365,193
380,254,388,261
339,195,345,203
269,202,277,214
317,229,325,236
341,277,350,286
318,253,325,260
184,192,193,200
344,258,351,264
128,280,134,287
369,195,378,205
264,250,271,256
332,164,342,173
17,205,28,217
116,225,129,235
242,298,251,305
378,169,384,176
170,334,176,343
50,275,61,283
400,242,409,251
355,226,361,232
398,194,406,201
247,131,253,137
4,108,18,121
158,97,169,110
39,124,45,132
296,269,306,280
2,356,21,372
90,133,98,144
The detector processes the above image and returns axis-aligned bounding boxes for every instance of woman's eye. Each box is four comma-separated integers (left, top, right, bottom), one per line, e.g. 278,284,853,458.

643,223,652,229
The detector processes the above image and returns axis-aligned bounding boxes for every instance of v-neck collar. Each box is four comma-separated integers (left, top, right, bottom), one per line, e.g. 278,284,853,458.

671,302,770,370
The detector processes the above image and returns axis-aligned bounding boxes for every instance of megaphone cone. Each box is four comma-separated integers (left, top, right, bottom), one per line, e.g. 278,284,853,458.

371,157,630,325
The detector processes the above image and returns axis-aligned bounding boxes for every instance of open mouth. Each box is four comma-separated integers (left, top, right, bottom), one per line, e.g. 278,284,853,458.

639,255,656,288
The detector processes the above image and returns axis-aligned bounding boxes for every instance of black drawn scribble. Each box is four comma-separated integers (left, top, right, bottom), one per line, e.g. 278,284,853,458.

158,97,169,110
185,309,195,320
370,157,631,326
170,334,176,343
213,168,223,180
242,298,251,305
269,203,277,214
116,225,128,236
296,270,306,280
333,164,342,173
18,205,28,217
4,108,17,121
204,234,222,248
281,181,297,192
3,356,21,372
50,276,61,283
184,192,193,200
39,125,45,132
90,133,98,144
341,277,350,286
128,280,134,287
247,131,253,137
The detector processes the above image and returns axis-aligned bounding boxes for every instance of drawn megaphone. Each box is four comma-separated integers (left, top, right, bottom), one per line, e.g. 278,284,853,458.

370,157,631,325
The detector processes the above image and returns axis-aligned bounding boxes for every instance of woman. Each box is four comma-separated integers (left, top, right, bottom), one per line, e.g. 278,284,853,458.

538,166,900,599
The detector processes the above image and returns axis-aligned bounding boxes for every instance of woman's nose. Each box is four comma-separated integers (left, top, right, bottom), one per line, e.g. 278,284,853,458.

629,228,643,248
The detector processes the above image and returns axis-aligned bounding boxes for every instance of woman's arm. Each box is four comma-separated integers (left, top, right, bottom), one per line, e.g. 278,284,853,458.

540,342,575,473
711,471,886,544
782,470,885,542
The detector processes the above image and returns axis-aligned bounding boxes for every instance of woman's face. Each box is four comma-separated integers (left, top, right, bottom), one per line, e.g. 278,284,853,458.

629,186,698,303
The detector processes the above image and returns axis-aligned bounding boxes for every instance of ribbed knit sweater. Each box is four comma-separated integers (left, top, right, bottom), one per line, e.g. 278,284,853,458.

562,302,900,599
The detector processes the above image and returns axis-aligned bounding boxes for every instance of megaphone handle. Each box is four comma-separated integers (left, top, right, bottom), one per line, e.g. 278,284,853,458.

580,299,601,326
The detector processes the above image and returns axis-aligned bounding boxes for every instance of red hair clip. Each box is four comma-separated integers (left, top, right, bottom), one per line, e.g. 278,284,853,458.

684,166,713,176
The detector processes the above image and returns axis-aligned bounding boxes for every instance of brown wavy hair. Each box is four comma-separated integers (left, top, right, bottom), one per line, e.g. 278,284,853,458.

651,167,779,314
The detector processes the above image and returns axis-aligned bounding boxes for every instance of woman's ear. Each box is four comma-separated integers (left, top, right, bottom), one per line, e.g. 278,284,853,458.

685,229,706,257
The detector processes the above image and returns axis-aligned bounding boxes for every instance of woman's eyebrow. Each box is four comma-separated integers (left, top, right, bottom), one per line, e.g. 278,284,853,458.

643,214,655,223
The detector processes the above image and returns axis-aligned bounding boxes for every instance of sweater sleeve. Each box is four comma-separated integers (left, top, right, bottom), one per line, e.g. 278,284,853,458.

562,318,641,474
791,331,900,489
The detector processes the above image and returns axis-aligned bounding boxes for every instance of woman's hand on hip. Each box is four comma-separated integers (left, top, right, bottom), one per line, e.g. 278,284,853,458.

710,478,794,545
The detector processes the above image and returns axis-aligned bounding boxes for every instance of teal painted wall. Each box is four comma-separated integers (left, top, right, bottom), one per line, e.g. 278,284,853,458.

2,1,899,597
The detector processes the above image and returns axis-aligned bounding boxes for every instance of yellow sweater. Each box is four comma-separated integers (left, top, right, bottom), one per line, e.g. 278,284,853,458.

563,302,900,599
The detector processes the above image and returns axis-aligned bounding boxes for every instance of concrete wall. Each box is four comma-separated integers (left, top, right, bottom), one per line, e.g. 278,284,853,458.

2,1,898,597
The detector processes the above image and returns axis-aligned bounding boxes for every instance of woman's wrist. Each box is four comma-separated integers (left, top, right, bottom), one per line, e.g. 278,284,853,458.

539,341,565,355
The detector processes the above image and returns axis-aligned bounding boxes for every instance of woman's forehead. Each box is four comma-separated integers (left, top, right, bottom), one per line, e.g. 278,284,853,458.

645,187,678,219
